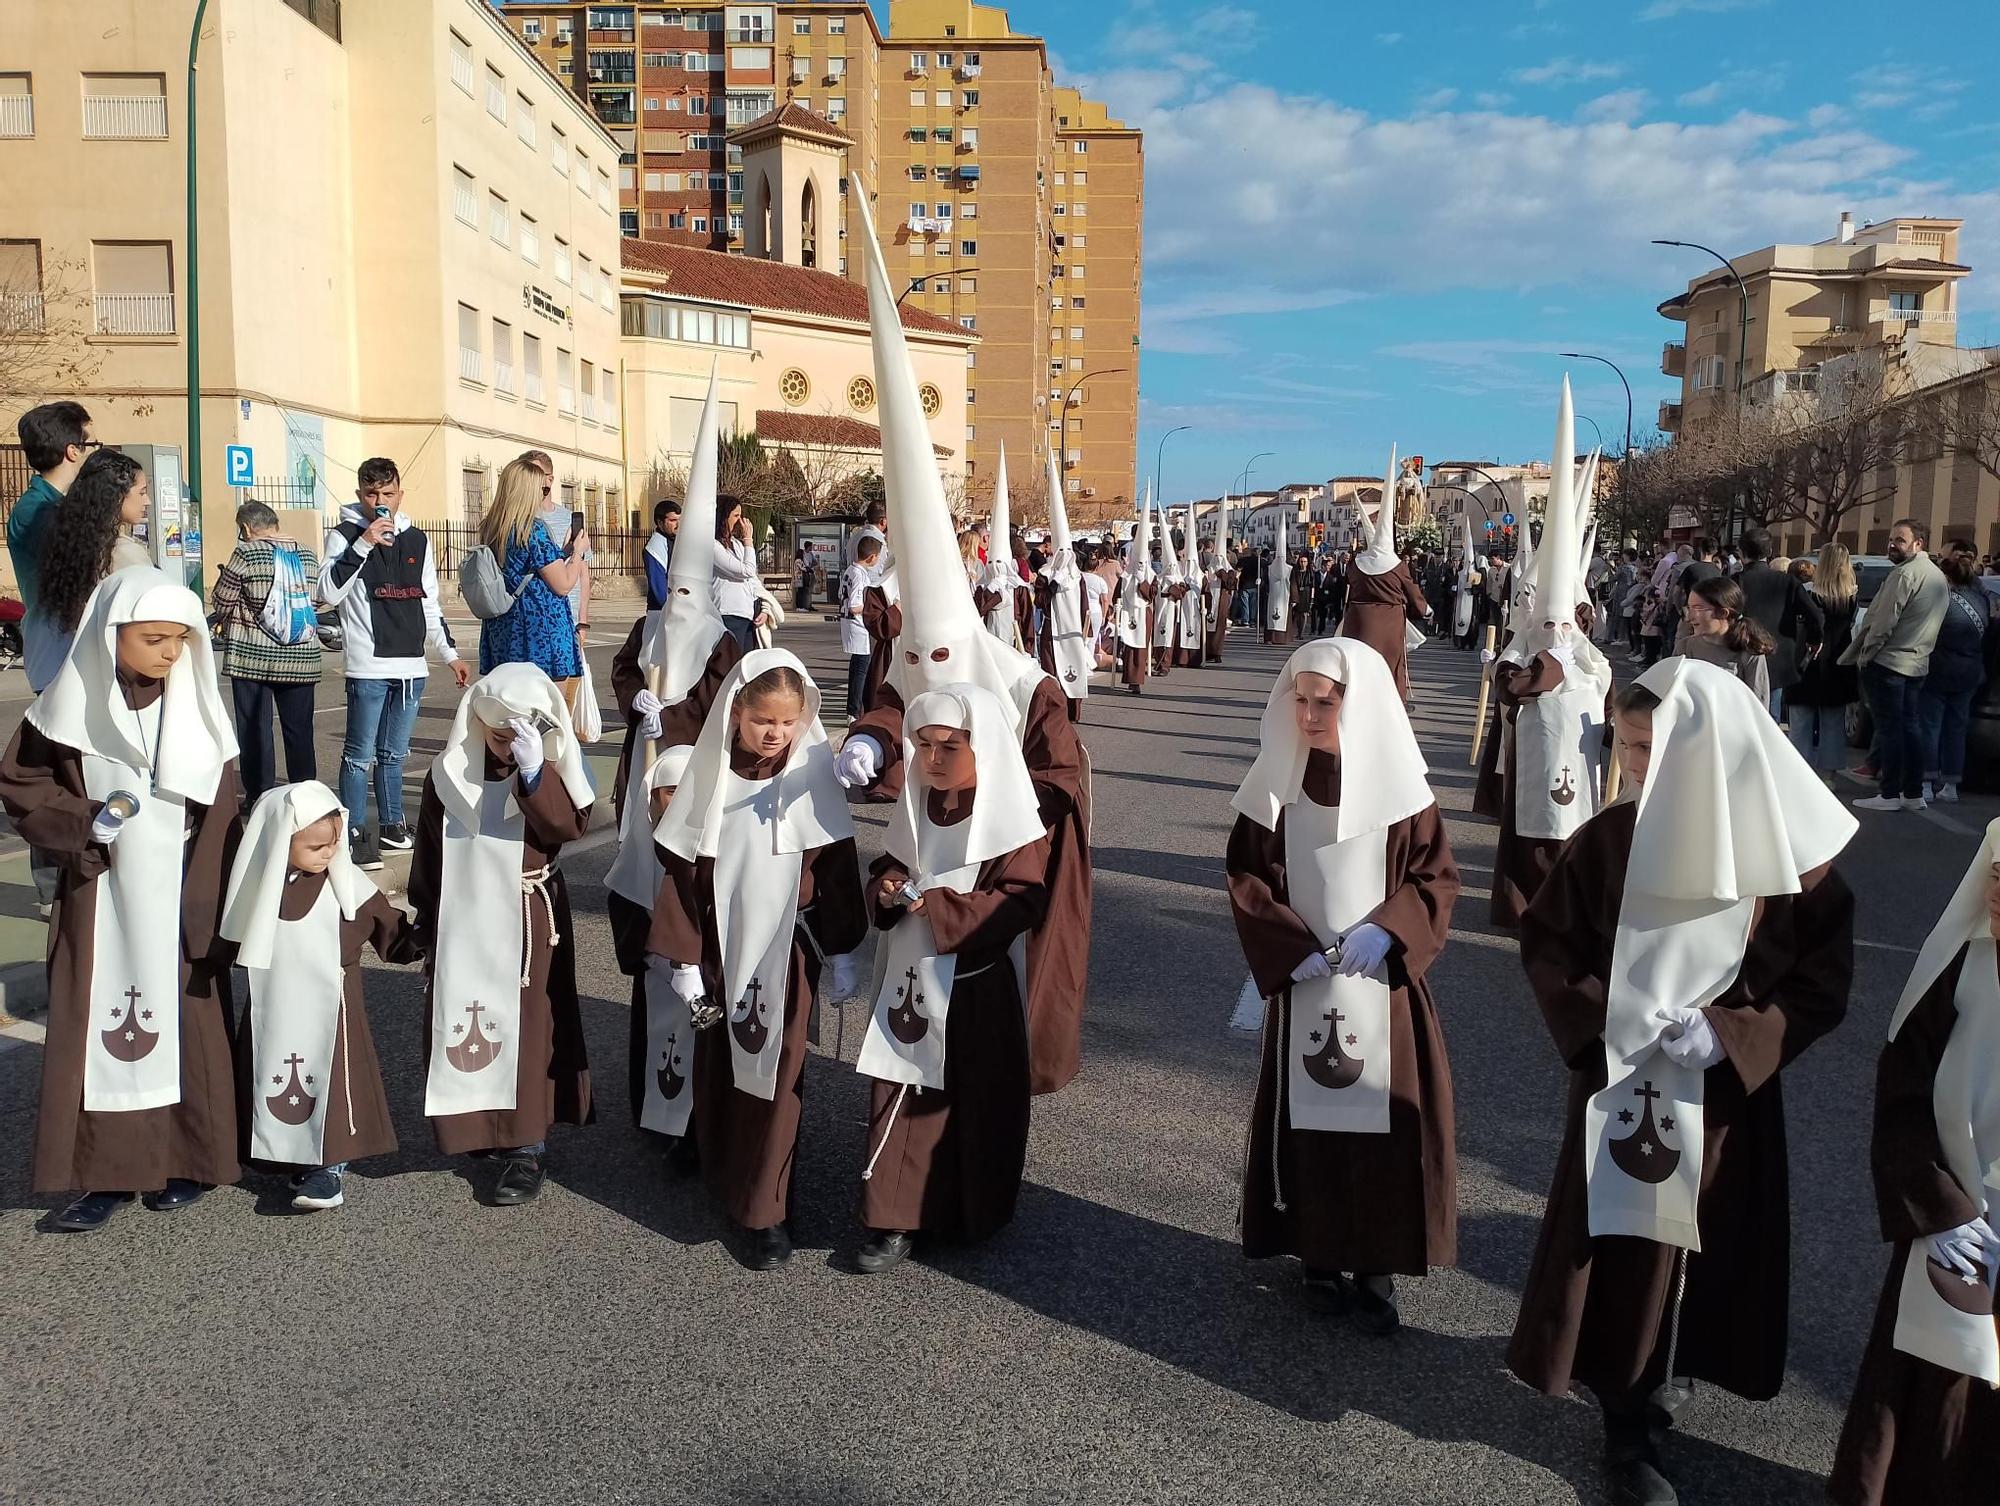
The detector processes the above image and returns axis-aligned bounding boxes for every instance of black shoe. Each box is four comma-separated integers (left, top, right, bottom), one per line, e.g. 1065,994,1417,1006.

740,1222,793,1271
856,1229,913,1274
1606,1453,1678,1505
1346,1274,1401,1337
378,822,414,852
666,1135,700,1176
1301,1266,1350,1315
349,825,383,873
144,1179,208,1212
53,1190,133,1232
492,1156,545,1206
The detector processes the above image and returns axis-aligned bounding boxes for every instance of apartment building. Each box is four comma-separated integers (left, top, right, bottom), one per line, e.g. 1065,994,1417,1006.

1657,212,1970,438
0,0,627,570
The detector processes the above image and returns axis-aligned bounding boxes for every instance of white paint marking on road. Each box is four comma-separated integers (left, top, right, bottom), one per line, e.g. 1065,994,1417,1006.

0,1015,47,1046
1857,939,1919,954
1917,807,1979,837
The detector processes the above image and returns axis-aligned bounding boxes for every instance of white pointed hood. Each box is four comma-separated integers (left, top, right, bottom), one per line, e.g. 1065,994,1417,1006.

1123,485,1154,588
1575,446,1601,578
1355,448,1401,576
1215,493,1231,565
981,444,1022,601
1504,378,1612,689
1507,493,1538,628
646,358,729,699
859,212,1048,727
1183,506,1202,573
1457,514,1475,589
1043,446,1074,561
1156,493,1183,580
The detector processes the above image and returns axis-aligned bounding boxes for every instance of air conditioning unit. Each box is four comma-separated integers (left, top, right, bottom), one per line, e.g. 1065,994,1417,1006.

789,59,807,82
909,63,927,77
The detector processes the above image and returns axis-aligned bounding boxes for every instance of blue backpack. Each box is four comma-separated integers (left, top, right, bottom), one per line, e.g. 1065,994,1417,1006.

259,542,318,646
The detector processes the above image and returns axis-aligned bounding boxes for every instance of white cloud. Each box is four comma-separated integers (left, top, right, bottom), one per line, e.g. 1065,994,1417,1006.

1677,81,1724,107
1807,102,1843,129
1580,88,1653,123
1512,56,1626,87
1376,32,1404,45
1638,0,1770,19
1416,87,1461,110
1474,91,1515,109
1108,2,1263,58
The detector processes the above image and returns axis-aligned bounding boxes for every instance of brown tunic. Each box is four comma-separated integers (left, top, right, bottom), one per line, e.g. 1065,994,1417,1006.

1207,569,1239,662
1339,562,1430,699
409,763,595,1155
231,882,418,1170
1508,801,1855,1405
647,743,868,1229
1152,581,1186,675
1831,944,2000,1506
1471,651,1569,930
972,579,1033,653
860,819,1052,1239
1119,580,1155,689
861,586,901,719
0,686,244,1195
851,676,1093,1095
1228,753,1461,1276
608,618,741,822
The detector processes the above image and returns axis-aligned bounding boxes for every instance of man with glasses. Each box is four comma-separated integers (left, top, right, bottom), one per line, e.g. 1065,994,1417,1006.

8,402,99,668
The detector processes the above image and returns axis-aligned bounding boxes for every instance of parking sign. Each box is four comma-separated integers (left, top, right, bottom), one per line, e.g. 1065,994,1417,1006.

225,444,254,487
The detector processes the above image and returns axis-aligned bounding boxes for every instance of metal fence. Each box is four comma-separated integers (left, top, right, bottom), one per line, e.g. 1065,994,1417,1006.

429,524,662,592
0,445,28,524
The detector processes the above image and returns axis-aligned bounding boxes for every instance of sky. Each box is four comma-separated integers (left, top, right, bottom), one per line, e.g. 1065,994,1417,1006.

968,0,2000,502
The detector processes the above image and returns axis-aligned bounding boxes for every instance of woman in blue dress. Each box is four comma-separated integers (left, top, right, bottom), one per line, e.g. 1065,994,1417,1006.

477,458,591,701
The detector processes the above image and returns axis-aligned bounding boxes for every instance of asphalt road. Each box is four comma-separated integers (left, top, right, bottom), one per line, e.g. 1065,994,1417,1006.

0,611,1983,1506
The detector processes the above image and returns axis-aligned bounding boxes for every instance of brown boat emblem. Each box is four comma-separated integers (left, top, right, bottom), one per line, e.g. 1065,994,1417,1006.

1551,766,1576,806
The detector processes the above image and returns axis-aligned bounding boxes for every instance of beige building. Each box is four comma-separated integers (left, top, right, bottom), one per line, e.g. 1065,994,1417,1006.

1657,212,1969,439
0,0,629,578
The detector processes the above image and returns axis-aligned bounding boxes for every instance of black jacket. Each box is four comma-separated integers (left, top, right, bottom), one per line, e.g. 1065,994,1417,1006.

1739,561,1820,691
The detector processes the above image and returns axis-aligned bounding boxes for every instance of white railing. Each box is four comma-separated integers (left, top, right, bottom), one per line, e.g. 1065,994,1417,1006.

525,372,545,404
83,95,167,139
559,383,575,414
458,346,483,383
581,392,599,421
521,226,540,264
94,292,175,335
450,49,473,95
1,290,45,332
1875,304,1954,325
489,206,509,244
486,78,507,122
454,181,477,225
494,361,515,394
555,248,572,282
517,113,536,148
0,95,33,137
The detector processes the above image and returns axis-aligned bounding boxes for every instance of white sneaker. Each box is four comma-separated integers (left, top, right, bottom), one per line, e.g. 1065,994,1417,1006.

1902,796,1929,812
1940,783,1960,803
1922,781,1935,803
1851,795,1905,812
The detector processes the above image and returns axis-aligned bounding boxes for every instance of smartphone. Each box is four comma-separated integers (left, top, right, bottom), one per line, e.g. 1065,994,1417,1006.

567,510,586,548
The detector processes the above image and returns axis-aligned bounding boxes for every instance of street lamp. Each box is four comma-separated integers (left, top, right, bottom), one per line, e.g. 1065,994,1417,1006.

1652,239,1749,399
1236,450,1274,499
1061,365,1129,524
185,0,212,598
1559,351,1634,457
1154,423,1191,511
1577,413,1605,450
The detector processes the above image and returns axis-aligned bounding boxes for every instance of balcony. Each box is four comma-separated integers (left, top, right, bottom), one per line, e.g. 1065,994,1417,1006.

1658,400,1681,433
1661,341,1685,377
594,104,637,125
279,0,343,43
589,67,637,84
0,95,34,138
93,292,175,335
458,346,483,384
82,95,168,140
1874,303,1955,326
1,290,45,333
494,360,515,396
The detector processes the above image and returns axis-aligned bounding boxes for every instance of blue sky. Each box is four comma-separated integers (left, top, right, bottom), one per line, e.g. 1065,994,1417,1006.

970,0,2000,501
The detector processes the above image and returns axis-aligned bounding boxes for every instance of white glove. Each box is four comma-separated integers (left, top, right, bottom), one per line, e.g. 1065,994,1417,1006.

827,951,862,1000
1927,1217,2000,1284
506,716,545,780
90,810,125,845
836,735,882,788
1659,1005,1726,1071
1479,648,1496,665
1290,950,1333,983
1335,922,1393,979
632,688,664,740
667,962,705,1005
1549,638,1576,668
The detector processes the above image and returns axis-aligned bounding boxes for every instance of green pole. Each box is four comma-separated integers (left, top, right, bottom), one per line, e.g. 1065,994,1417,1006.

185,0,209,596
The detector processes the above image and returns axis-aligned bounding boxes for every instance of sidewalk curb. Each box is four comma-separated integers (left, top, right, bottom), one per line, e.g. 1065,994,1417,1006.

0,956,46,1026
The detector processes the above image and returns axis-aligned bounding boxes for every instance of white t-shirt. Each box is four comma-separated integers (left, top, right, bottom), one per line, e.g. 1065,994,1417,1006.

711,536,760,619
1082,570,1110,638
838,562,873,656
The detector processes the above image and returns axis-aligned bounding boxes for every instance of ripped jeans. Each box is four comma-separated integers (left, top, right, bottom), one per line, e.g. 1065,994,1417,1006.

339,676,426,831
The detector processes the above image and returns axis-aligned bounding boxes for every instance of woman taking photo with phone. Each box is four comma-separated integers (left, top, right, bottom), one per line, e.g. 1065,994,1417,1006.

476,458,590,708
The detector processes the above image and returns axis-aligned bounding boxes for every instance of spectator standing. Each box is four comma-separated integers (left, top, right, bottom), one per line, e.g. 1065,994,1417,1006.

1680,575,1775,708
319,456,471,869
525,449,591,687
1610,550,1638,653
1736,525,1821,720
839,534,882,718
476,458,590,699
1916,552,1990,803
1669,537,1722,653
1786,543,1859,784
644,498,680,610
207,502,322,801
26,449,153,691
711,495,764,650
9,401,99,680
1844,517,1949,813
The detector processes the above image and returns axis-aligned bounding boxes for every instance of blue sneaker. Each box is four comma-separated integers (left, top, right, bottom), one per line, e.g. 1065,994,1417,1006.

290,1167,344,1211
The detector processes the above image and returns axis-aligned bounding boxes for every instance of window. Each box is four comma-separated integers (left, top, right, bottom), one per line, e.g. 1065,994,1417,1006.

645,210,663,229
1070,326,1084,340
966,389,976,404
707,172,726,191
905,127,924,143
1069,357,1083,371
692,216,708,233
488,191,509,244
960,240,977,256
552,124,569,175
492,318,514,394
910,89,926,107
910,52,927,72
521,18,542,40
1889,290,1921,315
576,147,591,192
457,303,482,384
689,92,708,112
89,240,174,334
936,52,953,67
81,73,168,139
0,74,35,138
560,60,574,75
793,17,811,33
1052,204,1065,217
931,278,951,292
522,333,545,403
933,126,953,141
453,166,477,226
962,128,978,147
1072,202,1086,217
960,202,976,218
1074,140,1088,154
729,47,772,70
936,90,952,107
485,65,507,122
690,131,725,150
1071,296,1086,309
933,166,952,181
516,93,536,146
580,358,598,418
518,213,540,264
727,89,775,125
648,171,670,192
962,89,979,106
557,348,575,412
909,200,926,218
1073,171,1087,185
934,202,952,218
598,167,613,209
826,56,847,78
1072,234,1086,248
829,17,845,33
907,166,926,181
0,240,43,330
555,237,572,283
602,368,618,424
621,209,640,236
449,30,473,95
959,317,976,332
960,277,976,293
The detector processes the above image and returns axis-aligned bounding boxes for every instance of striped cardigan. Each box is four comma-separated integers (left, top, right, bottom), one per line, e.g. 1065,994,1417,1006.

208,539,324,684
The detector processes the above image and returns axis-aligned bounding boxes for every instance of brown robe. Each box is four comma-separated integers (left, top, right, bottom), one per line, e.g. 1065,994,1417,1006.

851,675,1092,1095
0,685,244,1195
1340,562,1431,699
1207,569,1238,662
1508,801,1855,1406
1471,651,1569,930
1831,943,2000,1506
861,586,901,719
409,763,595,1156
1119,580,1155,689
972,577,1034,653
860,823,1052,1239
647,744,868,1229
1152,580,1186,675
1033,572,1090,721
1228,753,1460,1276
230,882,417,1170
608,618,741,822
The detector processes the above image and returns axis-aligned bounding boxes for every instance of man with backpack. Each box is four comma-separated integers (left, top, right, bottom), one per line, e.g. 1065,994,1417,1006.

318,457,470,869
207,502,325,802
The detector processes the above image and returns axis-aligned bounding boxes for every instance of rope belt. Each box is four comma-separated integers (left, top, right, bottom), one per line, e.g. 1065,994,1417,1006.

861,1082,910,1182
519,864,561,987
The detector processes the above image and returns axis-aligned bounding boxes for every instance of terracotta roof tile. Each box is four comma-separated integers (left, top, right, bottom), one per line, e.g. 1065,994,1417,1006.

728,101,853,148
755,409,953,458
620,240,970,338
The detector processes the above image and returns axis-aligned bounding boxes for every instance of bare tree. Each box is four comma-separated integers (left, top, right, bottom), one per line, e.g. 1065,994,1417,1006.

1912,362,2000,492
0,253,106,405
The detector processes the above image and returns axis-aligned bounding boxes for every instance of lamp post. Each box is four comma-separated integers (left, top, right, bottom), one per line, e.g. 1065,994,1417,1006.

1060,365,1128,525
1559,350,1634,457
1577,413,1605,450
1652,239,1750,400
1153,422,1191,515
185,0,211,598
1236,450,1273,500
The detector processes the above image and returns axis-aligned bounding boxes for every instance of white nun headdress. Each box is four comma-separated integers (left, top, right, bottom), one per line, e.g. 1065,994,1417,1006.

1232,637,1435,842
653,646,853,862
220,781,375,971
1354,448,1401,577
435,661,596,825
30,565,239,805
885,683,1047,883
1892,817,2000,1040
646,358,729,700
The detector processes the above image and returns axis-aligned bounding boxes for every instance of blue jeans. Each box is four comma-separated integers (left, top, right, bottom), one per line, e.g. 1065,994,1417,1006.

1919,683,1976,784
1785,704,1848,772
722,614,757,651
340,676,426,830
846,652,870,720
1861,663,1926,800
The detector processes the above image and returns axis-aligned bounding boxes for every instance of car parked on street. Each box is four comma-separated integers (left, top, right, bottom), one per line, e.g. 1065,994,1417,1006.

1844,555,2000,791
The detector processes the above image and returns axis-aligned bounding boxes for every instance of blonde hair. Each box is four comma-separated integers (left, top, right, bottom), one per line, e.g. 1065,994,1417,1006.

958,529,980,565
480,458,548,555
1815,541,1857,611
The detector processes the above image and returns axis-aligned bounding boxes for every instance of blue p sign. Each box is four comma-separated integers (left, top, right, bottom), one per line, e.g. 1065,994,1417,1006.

225,444,254,487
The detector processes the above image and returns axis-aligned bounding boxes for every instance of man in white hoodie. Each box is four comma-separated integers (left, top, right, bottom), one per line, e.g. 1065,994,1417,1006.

317,456,471,869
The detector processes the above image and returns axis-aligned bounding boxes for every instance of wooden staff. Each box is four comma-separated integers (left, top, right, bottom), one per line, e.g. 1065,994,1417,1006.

640,663,666,776
1468,625,1498,767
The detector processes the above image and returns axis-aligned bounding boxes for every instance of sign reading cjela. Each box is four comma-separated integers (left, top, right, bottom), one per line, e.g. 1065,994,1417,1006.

522,284,572,328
